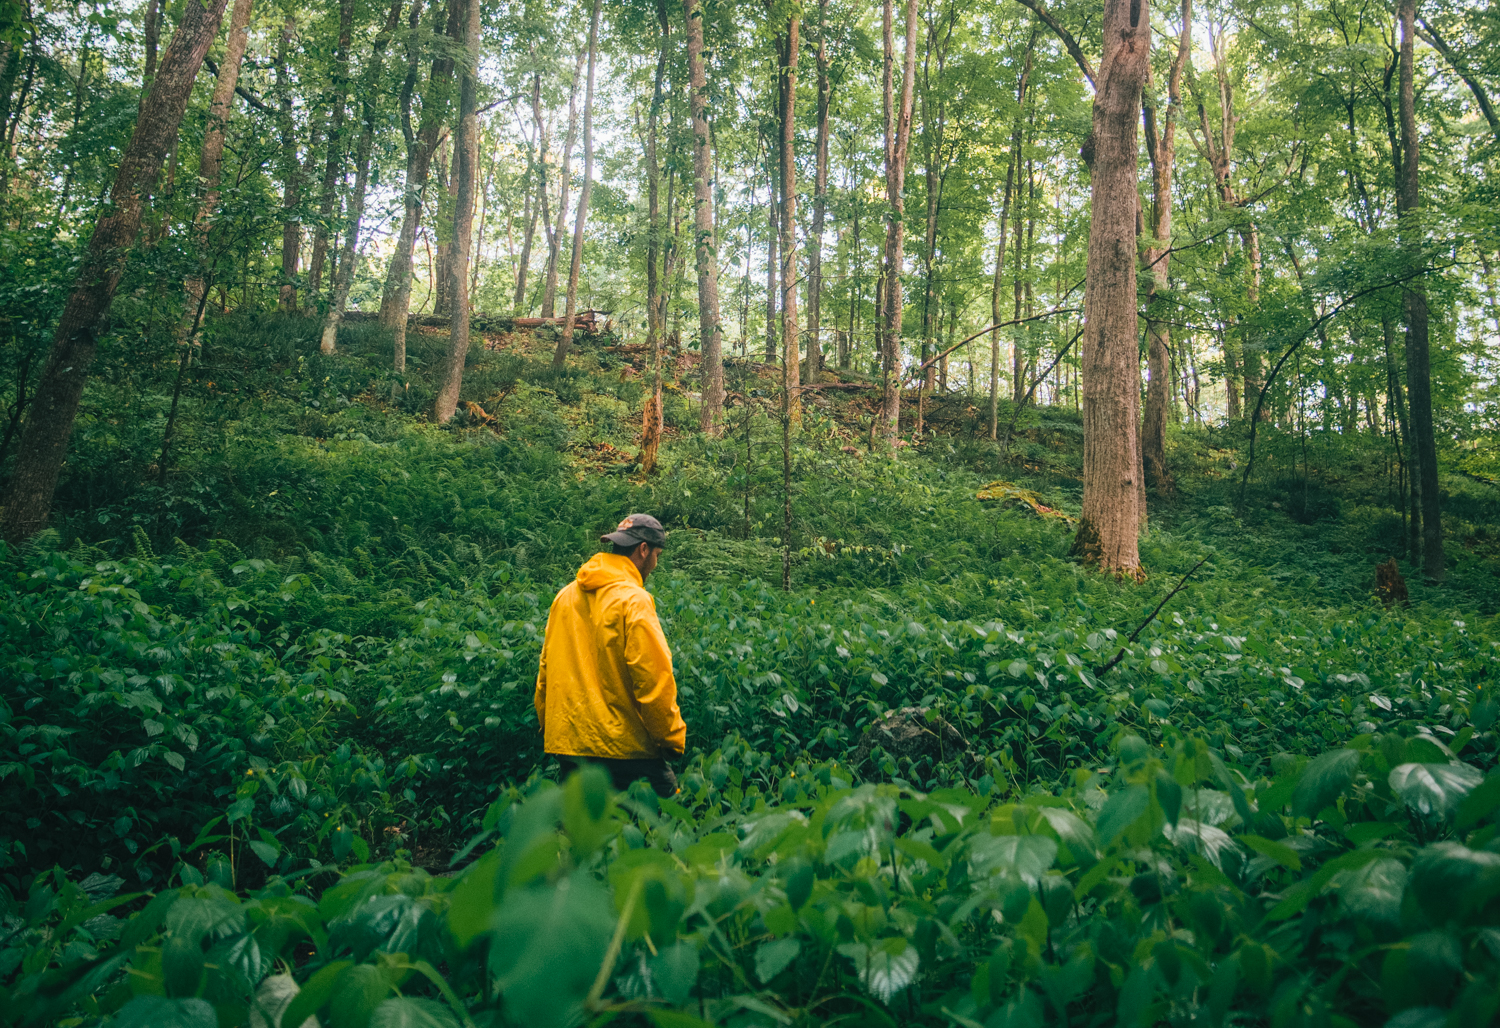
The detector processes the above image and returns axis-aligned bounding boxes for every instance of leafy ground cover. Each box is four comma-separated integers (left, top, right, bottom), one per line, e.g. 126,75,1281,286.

3,317,1500,1026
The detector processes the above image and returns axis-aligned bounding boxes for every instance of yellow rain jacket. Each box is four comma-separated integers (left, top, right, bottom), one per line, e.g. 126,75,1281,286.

534,553,686,759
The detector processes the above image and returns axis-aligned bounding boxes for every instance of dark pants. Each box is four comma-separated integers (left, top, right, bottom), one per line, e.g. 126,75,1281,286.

552,754,678,798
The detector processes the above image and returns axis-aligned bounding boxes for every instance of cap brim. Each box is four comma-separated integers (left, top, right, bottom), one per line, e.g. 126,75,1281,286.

602,530,642,546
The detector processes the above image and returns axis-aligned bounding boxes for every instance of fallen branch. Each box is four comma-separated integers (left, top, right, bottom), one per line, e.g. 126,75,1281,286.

1092,557,1210,677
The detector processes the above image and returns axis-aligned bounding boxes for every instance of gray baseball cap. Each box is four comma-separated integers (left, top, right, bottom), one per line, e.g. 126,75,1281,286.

601,513,667,548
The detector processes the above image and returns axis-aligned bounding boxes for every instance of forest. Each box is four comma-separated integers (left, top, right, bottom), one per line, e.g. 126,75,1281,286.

1,0,1500,1022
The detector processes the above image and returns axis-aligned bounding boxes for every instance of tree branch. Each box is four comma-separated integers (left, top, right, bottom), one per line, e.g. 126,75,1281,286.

1092,557,1210,676
1010,0,1095,88
202,57,277,114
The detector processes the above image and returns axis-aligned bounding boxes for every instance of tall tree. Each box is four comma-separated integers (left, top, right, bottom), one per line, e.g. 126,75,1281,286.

778,11,800,422
433,0,480,422
320,0,403,355
879,0,919,444
514,69,544,313
184,0,254,320
380,0,457,379
804,0,831,384
686,0,725,433
309,0,355,298
275,16,303,313
541,51,586,319
551,0,602,368
989,28,1034,439
1140,0,1191,496
641,0,670,473
1071,0,1150,576
1397,0,1442,581
0,0,229,543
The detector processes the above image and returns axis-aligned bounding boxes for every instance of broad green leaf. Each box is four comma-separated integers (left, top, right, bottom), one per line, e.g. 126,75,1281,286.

1389,762,1483,818
328,964,394,1028
837,937,920,1004
968,834,1057,885
110,996,218,1028
489,871,614,1028
1239,834,1302,871
1456,773,1500,830
1095,785,1150,845
650,941,699,1005
1410,842,1500,924
755,938,801,983
1291,749,1359,818
368,997,460,1028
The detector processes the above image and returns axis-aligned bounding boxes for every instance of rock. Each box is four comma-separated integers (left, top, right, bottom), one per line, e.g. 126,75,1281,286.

852,706,967,773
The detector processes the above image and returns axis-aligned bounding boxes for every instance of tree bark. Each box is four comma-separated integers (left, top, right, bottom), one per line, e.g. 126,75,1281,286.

309,0,354,299
184,0,254,319
320,0,403,355
640,1,669,473
778,15,801,423
686,0,725,434
991,30,1033,436
514,71,544,313
805,0,831,386
552,0,602,368
0,0,229,543
276,16,303,312
381,0,456,376
542,51,587,319
880,0,919,444
1070,0,1149,577
1398,0,1443,581
765,143,778,362
1141,0,1190,496
432,0,478,422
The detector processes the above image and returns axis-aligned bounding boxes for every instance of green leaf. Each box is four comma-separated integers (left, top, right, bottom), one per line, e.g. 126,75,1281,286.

248,840,280,867
328,964,395,1028
650,941,699,1005
755,938,801,983
489,871,614,1028
968,834,1057,885
1239,833,1302,871
280,960,353,1028
368,997,461,1028
648,1013,717,1028
1456,773,1500,830
1291,749,1359,819
1095,785,1150,845
1389,762,1484,818
110,996,217,1028
837,937,920,1003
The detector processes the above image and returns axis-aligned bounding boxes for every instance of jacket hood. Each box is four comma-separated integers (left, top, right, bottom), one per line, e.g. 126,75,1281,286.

576,552,643,592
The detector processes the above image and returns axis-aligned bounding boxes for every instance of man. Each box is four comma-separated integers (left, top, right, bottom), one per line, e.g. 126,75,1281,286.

534,513,686,796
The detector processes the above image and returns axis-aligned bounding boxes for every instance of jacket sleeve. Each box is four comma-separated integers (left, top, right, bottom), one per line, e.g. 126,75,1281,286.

534,608,552,738
623,594,686,756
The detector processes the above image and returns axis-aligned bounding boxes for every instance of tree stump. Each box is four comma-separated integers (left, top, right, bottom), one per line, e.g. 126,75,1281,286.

1376,558,1409,607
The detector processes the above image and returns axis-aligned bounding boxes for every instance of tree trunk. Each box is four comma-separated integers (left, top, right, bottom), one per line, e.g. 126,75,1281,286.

640,2,669,473
989,29,1033,438
765,146,778,362
1070,0,1149,577
686,0,725,433
320,0,403,355
513,71,544,314
276,16,303,312
778,16,801,423
1398,0,1443,581
0,0,228,543
1141,0,1190,496
552,0,602,368
805,0,830,386
309,0,354,299
880,0,919,444
432,0,478,422
184,0,254,319
543,52,587,319
381,0,456,376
